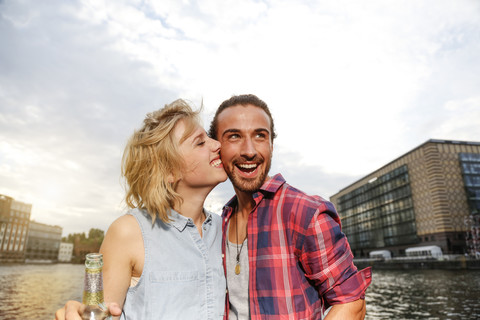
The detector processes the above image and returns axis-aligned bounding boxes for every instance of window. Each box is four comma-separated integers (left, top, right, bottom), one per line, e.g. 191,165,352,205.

337,165,416,249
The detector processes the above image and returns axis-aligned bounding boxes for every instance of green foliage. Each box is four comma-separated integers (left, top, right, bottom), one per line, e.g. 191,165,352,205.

63,229,104,244
88,228,105,241
62,232,86,243
62,228,105,247
63,228,105,262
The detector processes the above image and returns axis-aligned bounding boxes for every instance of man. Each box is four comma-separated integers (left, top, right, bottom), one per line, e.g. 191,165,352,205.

208,94,371,320
56,94,371,320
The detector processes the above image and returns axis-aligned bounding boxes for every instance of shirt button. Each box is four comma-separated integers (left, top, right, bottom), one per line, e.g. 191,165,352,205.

222,254,225,258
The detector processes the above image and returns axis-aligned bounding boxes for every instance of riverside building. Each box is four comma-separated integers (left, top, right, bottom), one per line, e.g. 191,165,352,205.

0,194,32,263
330,139,480,258
25,221,63,262
58,242,74,262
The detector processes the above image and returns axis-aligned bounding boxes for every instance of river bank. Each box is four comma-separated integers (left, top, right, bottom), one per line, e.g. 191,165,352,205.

355,256,480,270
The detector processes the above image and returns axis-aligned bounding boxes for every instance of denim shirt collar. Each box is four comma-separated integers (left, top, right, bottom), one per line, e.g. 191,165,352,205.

168,208,213,232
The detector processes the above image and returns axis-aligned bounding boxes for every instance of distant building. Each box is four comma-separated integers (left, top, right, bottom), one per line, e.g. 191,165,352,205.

25,221,62,262
58,242,74,262
330,139,480,258
0,194,32,263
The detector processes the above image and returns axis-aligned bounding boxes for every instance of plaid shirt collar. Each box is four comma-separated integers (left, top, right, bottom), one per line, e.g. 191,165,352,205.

222,173,286,217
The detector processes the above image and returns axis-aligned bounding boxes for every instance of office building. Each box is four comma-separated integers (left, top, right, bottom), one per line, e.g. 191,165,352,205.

330,139,480,257
0,194,32,262
25,220,62,262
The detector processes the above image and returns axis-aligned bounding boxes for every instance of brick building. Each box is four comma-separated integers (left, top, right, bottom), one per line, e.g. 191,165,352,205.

0,194,31,262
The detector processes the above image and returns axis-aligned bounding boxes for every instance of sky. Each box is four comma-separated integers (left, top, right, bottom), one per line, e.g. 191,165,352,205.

1,0,479,237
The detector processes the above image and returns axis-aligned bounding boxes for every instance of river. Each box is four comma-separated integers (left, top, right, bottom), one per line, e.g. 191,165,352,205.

0,264,479,319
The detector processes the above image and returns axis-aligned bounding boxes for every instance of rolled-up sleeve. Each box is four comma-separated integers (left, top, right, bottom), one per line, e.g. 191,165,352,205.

323,267,372,305
300,203,372,308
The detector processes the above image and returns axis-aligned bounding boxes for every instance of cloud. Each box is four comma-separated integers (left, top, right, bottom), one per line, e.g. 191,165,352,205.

0,0,176,234
271,145,361,198
431,97,480,139
1,0,479,236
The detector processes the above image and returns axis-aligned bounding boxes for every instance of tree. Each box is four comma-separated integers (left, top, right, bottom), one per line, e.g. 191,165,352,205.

88,228,105,242
62,229,105,263
62,232,86,243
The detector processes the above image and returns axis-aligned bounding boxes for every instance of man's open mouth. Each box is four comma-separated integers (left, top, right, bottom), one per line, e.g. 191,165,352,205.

236,163,259,174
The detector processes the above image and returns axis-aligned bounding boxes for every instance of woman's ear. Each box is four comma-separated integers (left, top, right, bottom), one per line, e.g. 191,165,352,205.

168,172,182,184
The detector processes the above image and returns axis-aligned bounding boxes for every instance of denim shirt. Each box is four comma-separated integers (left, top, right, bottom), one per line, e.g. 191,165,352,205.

121,208,226,320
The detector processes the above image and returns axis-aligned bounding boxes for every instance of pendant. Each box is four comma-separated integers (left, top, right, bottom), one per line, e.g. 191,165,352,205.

235,263,241,275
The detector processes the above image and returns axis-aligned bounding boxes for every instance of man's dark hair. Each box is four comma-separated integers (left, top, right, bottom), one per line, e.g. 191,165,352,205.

208,94,277,142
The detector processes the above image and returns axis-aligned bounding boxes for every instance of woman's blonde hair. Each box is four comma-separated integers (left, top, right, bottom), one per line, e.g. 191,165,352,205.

121,99,201,223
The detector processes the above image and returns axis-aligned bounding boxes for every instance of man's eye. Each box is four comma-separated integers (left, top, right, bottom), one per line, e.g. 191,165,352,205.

229,134,240,140
256,133,266,139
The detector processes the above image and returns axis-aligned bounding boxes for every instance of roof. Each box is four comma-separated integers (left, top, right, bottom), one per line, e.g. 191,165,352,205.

331,138,480,197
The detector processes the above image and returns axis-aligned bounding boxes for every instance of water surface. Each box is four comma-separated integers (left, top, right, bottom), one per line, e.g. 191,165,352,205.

0,263,84,319
0,264,479,319
366,269,480,319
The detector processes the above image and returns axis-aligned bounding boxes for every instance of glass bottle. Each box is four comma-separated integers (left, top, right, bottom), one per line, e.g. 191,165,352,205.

82,253,109,320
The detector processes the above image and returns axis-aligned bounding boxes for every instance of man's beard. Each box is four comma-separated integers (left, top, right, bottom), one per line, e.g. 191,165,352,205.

227,155,272,193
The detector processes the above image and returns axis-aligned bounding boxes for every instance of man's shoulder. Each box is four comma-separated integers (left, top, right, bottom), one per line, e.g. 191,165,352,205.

282,181,332,208
271,182,341,237
271,182,337,224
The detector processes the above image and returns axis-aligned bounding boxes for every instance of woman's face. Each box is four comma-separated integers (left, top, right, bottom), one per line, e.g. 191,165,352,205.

174,119,227,190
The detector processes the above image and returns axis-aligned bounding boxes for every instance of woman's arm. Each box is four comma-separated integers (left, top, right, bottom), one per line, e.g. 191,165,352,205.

100,214,144,315
55,214,144,320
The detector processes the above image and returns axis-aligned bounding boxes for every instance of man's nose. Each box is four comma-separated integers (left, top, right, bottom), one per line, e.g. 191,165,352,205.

241,137,257,159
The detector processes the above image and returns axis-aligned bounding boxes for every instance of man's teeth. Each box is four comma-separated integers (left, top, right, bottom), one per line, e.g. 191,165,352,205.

211,159,222,167
238,164,257,169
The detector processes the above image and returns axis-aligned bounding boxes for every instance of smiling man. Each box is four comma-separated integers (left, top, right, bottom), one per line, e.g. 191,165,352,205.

209,94,372,320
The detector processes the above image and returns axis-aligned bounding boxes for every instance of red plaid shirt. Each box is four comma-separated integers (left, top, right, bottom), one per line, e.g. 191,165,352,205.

222,174,371,320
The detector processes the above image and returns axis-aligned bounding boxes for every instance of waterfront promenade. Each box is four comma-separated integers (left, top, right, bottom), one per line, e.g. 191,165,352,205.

355,255,480,270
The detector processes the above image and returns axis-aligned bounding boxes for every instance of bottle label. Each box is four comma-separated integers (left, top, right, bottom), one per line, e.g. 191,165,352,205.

83,267,104,305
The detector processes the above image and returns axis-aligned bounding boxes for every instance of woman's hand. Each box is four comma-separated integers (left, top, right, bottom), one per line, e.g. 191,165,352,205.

54,301,122,320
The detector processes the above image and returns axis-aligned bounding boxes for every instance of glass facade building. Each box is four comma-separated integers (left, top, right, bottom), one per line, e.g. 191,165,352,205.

338,165,417,255
460,153,480,214
459,153,480,256
25,221,62,262
331,139,480,257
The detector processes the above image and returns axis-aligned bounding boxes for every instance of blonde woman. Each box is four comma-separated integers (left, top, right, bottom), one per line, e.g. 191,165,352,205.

56,99,227,319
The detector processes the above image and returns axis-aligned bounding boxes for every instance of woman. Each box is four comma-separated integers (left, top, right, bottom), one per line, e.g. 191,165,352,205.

56,99,227,319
